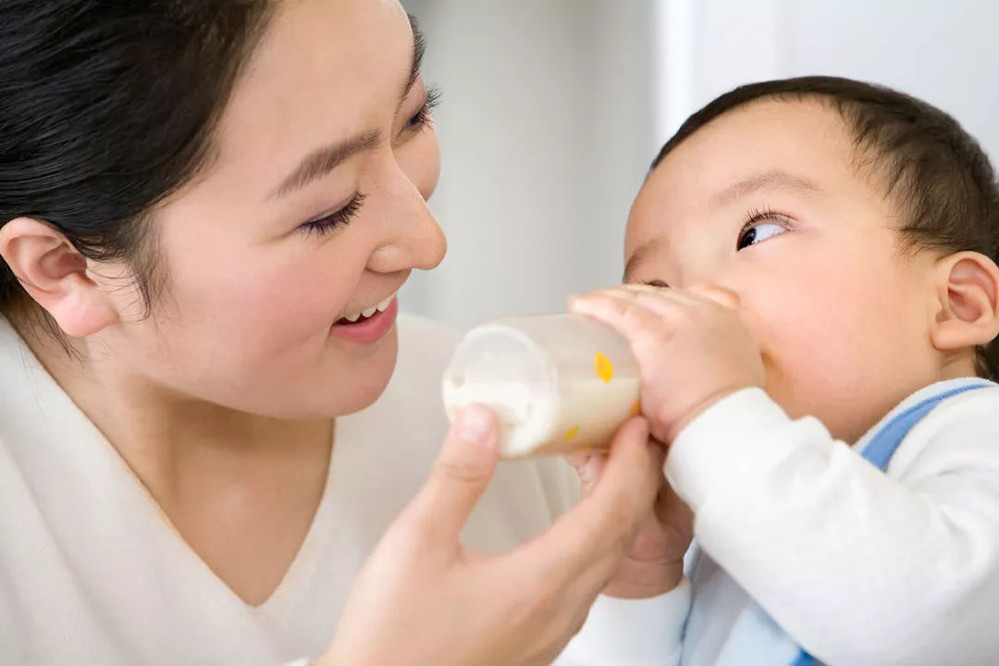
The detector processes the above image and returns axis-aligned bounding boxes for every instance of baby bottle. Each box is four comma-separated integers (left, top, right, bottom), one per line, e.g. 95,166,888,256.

442,314,641,458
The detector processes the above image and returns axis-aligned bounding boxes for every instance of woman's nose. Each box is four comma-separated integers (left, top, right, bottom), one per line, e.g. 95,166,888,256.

366,165,447,274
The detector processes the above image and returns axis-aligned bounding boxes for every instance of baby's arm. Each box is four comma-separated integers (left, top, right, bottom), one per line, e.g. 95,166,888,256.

570,285,999,663
555,583,690,666
669,386,999,664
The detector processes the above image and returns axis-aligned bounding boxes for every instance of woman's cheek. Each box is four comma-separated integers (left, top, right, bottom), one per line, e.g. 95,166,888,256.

211,258,346,350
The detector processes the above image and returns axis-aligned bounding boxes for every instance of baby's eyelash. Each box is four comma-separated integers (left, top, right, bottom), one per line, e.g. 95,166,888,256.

740,207,790,231
407,85,442,131
737,208,791,238
300,193,366,237
737,207,794,250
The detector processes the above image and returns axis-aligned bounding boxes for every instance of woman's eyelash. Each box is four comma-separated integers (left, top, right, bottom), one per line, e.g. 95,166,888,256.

297,89,439,238
298,89,440,238
407,85,442,131
300,193,367,237
296,89,440,239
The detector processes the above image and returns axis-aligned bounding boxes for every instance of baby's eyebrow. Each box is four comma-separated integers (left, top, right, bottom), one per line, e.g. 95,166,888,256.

624,169,819,281
712,169,819,207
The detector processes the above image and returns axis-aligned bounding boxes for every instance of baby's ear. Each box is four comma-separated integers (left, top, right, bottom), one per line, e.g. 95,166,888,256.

930,251,999,351
0,217,118,337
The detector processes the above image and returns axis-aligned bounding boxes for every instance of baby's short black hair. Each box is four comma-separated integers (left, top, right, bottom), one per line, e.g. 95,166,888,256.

652,76,999,379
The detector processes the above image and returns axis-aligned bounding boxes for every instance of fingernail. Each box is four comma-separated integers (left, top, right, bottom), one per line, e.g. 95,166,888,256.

459,404,493,445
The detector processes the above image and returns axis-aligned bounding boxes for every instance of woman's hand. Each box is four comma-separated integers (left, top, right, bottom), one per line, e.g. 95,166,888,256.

318,404,665,666
567,447,693,600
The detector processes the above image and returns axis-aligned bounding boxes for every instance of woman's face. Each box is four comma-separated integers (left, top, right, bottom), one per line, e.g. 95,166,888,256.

102,0,445,419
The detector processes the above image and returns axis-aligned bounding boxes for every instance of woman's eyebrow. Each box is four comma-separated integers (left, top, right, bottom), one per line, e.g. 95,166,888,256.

270,130,381,200
268,16,426,200
401,14,426,105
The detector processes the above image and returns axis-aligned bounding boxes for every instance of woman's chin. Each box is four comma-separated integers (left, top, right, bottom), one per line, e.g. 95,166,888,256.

220,328,400,421
319,328,400,418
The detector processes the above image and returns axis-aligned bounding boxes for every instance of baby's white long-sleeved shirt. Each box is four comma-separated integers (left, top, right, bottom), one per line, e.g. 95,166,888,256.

563,378,999,665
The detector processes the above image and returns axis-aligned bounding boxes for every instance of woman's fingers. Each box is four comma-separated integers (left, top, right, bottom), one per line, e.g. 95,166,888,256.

399,404,501,550
326,410,671,665
517,417,664,592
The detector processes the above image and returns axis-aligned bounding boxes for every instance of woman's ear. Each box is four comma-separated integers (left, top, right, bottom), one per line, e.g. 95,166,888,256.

930,251,999,352
0,217,118,337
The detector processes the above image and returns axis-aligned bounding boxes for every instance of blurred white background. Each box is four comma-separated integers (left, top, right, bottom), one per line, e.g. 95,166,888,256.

400,0,999,330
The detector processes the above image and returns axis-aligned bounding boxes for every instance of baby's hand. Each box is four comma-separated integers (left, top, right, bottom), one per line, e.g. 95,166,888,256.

570,284,765,443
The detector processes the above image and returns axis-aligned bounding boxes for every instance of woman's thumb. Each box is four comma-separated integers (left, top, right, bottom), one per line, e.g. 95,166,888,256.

403,404,501,546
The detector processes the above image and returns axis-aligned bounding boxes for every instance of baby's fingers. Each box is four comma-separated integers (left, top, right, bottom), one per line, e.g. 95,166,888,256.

570,291,689,359
617,284,713,316
564,451,608,499
570,291,670,337
685,284,741,310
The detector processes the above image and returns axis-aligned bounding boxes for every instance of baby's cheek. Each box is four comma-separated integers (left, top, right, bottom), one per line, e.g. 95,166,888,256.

742,290,855,402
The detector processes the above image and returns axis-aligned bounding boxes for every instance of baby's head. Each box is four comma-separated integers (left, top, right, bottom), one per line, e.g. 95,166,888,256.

624,76,999,442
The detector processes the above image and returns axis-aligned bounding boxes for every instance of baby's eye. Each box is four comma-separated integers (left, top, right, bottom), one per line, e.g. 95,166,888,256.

737,214,791,250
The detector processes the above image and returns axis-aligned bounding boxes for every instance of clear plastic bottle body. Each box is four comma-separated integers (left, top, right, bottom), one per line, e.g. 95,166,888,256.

442,314,640,458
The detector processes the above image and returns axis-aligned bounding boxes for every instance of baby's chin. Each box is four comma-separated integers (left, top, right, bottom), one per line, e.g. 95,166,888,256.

768,388,883,446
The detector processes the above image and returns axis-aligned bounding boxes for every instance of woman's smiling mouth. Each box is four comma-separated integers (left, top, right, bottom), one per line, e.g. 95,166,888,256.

331,293,399,343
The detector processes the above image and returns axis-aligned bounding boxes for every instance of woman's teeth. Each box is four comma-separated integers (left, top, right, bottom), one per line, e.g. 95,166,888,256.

341,293,395,323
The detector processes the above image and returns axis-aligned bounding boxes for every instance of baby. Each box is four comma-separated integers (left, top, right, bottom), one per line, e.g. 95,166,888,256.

568,76,999,665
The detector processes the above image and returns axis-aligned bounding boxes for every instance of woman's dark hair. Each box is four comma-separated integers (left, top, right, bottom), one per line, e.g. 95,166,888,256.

0,0,274,321
651,76,999,380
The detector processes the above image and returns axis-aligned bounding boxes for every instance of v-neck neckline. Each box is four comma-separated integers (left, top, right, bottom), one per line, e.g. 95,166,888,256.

0,316,342,615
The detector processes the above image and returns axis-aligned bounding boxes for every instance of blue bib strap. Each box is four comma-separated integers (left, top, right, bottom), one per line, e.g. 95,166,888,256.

860,383,988,471
790,382,989,665
790,652,818,666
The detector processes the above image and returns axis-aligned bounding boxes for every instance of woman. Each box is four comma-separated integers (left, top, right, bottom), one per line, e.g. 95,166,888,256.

0,1,669,664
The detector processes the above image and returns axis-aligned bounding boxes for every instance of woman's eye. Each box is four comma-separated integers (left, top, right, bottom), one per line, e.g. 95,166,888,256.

405,85,441,132
737,214,791,250
300,193,366,237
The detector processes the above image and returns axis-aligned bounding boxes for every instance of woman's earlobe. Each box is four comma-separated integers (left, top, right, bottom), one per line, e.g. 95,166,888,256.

0,217,118,337
930,251,999,351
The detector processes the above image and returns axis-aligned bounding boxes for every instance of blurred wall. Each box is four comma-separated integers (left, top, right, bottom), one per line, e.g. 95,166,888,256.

402,0,999,330
661,0,999,159
400,0,659,329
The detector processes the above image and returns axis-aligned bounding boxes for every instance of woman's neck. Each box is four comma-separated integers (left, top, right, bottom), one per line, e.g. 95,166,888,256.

17,320,334,604
21,323,332,497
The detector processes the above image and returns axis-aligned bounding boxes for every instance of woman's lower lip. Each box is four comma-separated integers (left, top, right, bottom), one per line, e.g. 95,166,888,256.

330,299,399,343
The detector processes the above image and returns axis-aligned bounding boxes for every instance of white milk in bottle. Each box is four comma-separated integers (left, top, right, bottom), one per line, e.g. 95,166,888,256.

442,314,641,458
